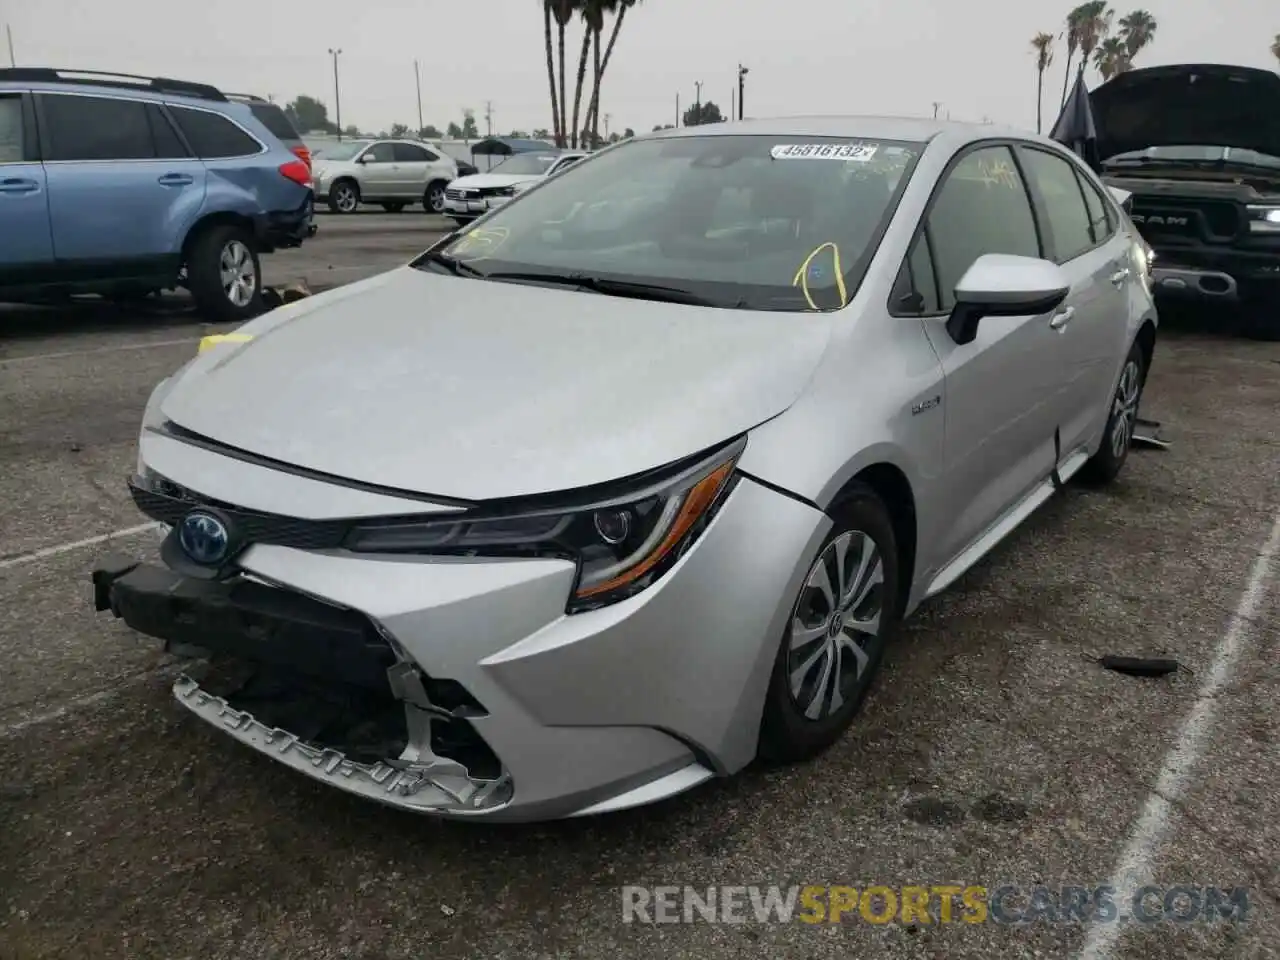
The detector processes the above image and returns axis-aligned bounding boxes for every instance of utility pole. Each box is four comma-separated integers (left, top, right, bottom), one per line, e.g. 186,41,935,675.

328,48,343,140
932,101,941,119
484,100,493,136
414,60,424,134
675,92,680,128
603,113,611,139
693,81,702,126
730,88,735,123
5,25,14,67
738,64,748,120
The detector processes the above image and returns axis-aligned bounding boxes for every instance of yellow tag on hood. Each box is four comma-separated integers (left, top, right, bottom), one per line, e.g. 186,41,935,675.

198,333,254,354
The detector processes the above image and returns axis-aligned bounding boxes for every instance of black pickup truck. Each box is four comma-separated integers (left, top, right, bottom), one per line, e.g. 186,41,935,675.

1090,64,1280,340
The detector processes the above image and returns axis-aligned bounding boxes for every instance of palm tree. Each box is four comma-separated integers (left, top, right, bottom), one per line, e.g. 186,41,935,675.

583,0,638,147
1060,5,1088,108
1075,1,1114,80
1118,9,1157,61
567,0,601,148
1031,32,1056,134
542,1,562,145
1094,36,1130,81
545,0,578,147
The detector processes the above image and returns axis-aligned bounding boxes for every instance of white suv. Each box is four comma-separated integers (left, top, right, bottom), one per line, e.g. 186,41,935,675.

312,138,459,214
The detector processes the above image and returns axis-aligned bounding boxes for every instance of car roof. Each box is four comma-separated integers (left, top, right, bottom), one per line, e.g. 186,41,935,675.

642,114,1030,145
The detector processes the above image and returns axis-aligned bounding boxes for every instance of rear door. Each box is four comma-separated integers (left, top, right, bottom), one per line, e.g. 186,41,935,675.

0,90,54,281
392,141,434,195
37,91,206,274
1016,144,1131,461
906,143,1070,568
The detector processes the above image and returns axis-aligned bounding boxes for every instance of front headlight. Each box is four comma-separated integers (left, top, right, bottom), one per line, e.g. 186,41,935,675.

491,186,516,198
345,437,745,612
1247,204,1280,233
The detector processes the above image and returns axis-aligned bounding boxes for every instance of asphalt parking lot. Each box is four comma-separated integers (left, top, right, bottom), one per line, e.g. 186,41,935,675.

1,219,1277,959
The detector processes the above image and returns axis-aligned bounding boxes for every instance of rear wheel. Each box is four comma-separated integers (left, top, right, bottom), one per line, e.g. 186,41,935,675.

424,180,448,214
186,224,261,323
1078,339,1146,486
327,179,360,214
758,485,900,763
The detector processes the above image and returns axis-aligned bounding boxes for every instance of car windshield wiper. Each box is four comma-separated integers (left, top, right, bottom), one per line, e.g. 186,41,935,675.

480,271,723,307
417,250,487,278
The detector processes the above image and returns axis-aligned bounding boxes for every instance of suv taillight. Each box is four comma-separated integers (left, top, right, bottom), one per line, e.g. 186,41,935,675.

291,145,312,169
279,159,312,187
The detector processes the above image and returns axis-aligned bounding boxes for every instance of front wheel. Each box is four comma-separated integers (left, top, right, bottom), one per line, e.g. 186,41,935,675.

186,225,262,323
1078,339,1146,486
424,181,448,214
327,180,360,214
758,484,900,763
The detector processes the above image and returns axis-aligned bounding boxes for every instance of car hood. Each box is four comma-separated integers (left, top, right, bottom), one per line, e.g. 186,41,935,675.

159,267,832,502
1091,63,1280,162
450,173,540,190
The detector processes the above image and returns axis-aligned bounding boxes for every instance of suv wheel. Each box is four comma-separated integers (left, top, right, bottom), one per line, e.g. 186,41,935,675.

328,180,360,214
1078,339,1146,486
186,225,262,322
758,484,900,763
424,181,448,214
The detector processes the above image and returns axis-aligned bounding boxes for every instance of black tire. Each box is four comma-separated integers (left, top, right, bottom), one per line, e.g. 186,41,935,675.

381,202,406,213
758,484,901,763
327,179,360,214
185,224,262,323
424,180,448,214
1078,338,1146,486
1238,284,1280,342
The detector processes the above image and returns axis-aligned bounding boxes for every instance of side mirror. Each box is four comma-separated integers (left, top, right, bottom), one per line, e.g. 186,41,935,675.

945,254,1070,345
355,155,369,164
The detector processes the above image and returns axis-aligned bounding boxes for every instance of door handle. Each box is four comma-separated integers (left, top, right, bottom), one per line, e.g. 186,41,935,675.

1110,267,1130,286
157,173,194,186
1048,306,1075,330
0,177,39,194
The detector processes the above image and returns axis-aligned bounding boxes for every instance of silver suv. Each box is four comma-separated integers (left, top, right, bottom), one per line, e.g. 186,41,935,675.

312,138,459,214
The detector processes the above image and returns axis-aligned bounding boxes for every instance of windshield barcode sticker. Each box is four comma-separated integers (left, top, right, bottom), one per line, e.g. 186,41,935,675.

770,143,879,162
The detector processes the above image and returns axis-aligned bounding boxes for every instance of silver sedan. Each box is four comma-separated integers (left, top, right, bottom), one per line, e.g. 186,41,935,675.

92,116,1157,822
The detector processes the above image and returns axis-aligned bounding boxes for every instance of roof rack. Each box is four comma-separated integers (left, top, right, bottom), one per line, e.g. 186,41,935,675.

223,92,270,103
0,67,227,102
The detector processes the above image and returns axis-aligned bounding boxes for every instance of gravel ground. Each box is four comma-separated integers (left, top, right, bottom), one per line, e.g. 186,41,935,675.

1,233,1277,959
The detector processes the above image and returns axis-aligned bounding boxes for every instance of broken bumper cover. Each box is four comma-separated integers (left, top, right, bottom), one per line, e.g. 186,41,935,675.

89,475,828,821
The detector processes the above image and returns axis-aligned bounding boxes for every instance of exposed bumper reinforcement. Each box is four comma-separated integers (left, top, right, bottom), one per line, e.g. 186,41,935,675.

173,673,514,815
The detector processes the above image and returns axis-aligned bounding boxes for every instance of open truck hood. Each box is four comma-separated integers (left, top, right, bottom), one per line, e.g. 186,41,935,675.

159,267,832,503
1091,63,1280,162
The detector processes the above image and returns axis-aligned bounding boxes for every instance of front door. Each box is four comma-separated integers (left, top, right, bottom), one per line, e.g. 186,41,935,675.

915,144,1071,567
0,92,54,282
358,141,403,199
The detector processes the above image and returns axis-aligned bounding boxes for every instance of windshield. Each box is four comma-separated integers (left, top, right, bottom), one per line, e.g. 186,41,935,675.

423,134,922,312
489,153,560,176
314,141,369,162
1105,145,1280,168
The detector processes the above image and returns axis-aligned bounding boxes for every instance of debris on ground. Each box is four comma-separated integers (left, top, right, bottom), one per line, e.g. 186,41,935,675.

1096,655,1181,678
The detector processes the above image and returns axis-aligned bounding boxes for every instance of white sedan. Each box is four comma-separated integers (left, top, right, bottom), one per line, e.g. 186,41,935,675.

443,151,587,224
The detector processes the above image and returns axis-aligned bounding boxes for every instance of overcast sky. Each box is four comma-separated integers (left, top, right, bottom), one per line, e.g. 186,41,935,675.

8,0,1277,136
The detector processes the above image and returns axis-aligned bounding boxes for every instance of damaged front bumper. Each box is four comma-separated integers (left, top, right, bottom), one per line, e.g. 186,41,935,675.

91,555,513,815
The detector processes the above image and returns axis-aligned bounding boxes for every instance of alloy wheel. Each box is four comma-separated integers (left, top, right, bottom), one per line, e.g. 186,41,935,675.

1110,359,1141,458
334,184,358,213
787,530,884,721
219,240,257,307
427,184,446,213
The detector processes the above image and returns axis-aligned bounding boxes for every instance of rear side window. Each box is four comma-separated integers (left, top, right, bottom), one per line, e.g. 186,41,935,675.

40,94,157,161
247,102,300,141
168,106,262,159
926,145,1040,311
1019,147,1095,262
1076,170,1115,241
393,142,435,162
0,95,22,163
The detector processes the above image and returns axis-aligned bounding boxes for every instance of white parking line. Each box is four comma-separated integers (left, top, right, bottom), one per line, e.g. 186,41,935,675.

0,521,161,571
1079,511,1280,960
0,337,201,367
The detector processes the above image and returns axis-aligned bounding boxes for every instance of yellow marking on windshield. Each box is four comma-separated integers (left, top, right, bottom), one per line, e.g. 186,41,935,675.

792,242,848,311
451,226,510,261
